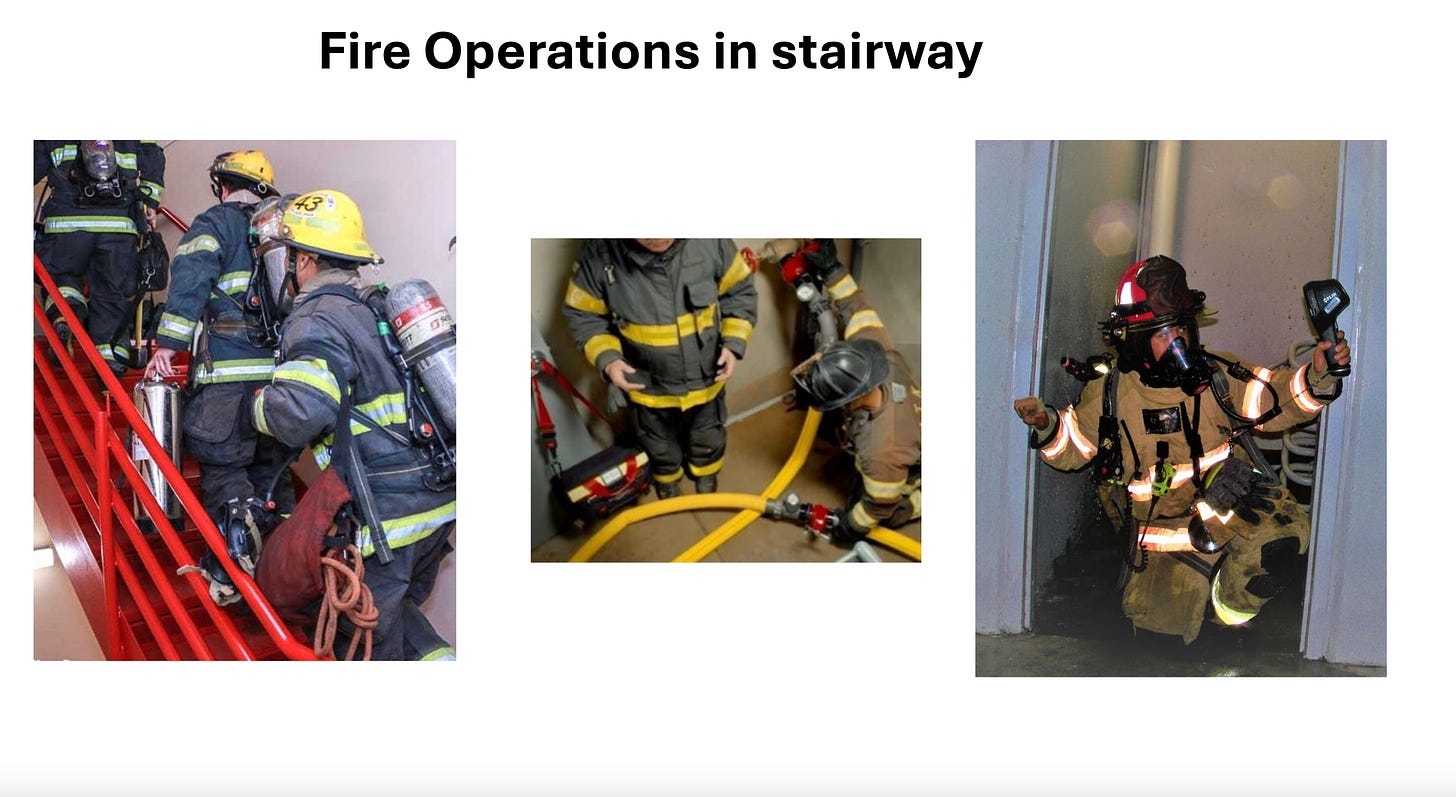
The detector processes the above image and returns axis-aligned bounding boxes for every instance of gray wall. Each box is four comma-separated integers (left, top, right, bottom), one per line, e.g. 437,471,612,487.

1030,141,1148,593
975,141,1053,633
1304,142,1387,666
1173,141,1342,368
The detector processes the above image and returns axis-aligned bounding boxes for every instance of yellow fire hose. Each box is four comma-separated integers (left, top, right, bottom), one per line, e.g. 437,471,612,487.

565,407,922,563
672,408,824,562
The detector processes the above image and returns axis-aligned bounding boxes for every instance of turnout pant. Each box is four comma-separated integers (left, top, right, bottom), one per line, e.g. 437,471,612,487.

630,392,727,486
329,521,456,661
35,231,138,366
182,381,297,516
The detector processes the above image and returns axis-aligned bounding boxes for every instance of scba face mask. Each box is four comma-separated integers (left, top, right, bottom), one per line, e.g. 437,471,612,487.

1145,324,1213,395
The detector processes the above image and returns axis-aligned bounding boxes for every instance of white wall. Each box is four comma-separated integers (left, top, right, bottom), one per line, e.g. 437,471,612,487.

156,141,457,314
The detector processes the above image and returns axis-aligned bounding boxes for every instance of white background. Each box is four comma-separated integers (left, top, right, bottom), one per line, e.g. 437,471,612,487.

5,1,1434,795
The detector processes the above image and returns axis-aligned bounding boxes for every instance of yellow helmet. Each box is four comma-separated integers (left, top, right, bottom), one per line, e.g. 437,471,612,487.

210,150,277,197
277,189,382,265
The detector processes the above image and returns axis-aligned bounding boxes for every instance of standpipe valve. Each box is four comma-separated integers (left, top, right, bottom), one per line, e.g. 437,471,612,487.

764,492,843,541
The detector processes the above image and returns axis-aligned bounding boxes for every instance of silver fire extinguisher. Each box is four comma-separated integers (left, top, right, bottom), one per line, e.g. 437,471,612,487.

384,279,457,435
130,376,183,533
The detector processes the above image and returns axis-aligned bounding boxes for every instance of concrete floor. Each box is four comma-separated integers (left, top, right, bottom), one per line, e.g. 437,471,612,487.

977,533,1385,677
532,400,921,563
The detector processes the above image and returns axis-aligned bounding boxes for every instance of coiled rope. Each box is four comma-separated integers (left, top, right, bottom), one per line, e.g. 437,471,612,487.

314,531,379,661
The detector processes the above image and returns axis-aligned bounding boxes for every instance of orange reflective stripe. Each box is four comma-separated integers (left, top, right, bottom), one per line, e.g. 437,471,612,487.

1127,443,1232,501
1289,363,1324,414
1138,524,1196,552
1243,365,1274,424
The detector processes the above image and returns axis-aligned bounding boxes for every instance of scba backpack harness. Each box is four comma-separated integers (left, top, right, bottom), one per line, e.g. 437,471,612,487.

531,352,650,521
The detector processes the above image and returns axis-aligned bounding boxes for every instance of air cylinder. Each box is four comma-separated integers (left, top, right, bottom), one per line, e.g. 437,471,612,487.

130,376,183,531
384,278,457,435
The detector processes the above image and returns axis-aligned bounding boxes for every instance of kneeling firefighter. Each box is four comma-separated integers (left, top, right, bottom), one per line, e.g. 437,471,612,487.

779,239,922,543
250,189,457,661
146,150,294,606
1013,255,1351,643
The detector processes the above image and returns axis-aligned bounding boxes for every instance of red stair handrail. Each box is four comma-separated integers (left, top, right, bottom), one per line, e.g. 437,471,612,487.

33,252,321,660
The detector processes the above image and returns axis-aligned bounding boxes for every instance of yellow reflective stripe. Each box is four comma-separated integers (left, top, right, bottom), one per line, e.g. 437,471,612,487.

158,312,197,339
688,457,723,478
115,153,138,169
193,358,278,384
584,334,622,367
652,467,684,484
51,145,77,166
44,216,137,234
419,647,456,661
908,488,922,519
827,274,860,301
565,278,608,315
354,392,409,428
177,235,221,257
619,306,717,348
717,250,754,294
273,358,340,403
721,317,753,342
625,380,725,410
859,471,907,501
851,502,877,530
358,501,457,558
1211,569,1257,625
1127,443,1233,501
252,389,272,436
1289,363,1324,414
59,286,87,305
1197,500,1235,525
140,181,164,202
844,309,885,339
217,270,251,294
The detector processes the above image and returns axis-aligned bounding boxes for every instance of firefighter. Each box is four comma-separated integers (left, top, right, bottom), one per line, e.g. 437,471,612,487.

563,239,759,498
777,240,922,542
143,151,294,606
34,140,166,374
1013,255,1351,643
251,189,456,661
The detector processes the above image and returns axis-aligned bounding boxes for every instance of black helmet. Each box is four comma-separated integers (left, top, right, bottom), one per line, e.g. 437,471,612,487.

793,339,891,411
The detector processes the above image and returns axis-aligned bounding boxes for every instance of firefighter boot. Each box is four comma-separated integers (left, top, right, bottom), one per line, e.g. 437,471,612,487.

46,321,73,367
655,479,681,500
183,500,264,607
694,474,718,494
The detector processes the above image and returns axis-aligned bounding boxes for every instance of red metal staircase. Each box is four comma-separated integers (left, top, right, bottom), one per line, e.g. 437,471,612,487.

34,252,322,660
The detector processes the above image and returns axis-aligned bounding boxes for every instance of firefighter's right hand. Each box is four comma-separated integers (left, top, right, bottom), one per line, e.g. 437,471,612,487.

1201,458,1280,525
144,348,178,379
604,359,647,391
1013,397,1050,430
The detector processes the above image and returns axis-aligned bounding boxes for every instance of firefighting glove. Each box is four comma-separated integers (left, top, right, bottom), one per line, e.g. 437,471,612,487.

1201,458,1281,525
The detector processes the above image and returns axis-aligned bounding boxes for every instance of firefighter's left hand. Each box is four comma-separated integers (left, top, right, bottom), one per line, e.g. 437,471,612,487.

1312,329,1350,374
714,348,739,383
144,206,157,232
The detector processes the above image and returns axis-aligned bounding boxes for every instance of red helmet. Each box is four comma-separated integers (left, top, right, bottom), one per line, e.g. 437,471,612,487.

1102,255,1207,337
